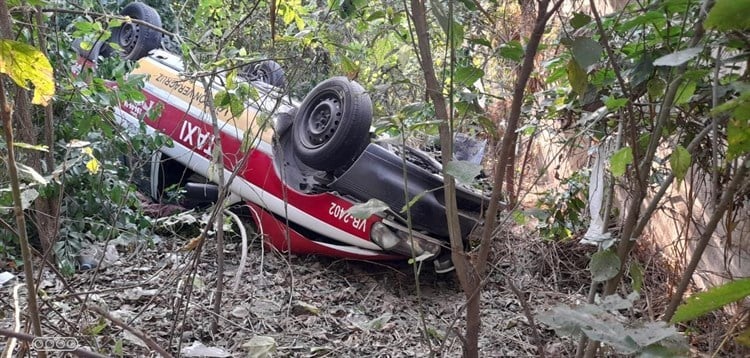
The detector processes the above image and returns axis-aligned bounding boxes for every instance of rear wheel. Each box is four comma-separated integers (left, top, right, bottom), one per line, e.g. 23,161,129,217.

110,2,163,60
149,152,190,203
292,77,372,172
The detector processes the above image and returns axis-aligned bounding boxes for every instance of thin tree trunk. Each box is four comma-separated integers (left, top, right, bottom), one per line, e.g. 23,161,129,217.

408,0,478,355
34,5,59,260
0,2,46,355
476,0,564,276
602,1,711,294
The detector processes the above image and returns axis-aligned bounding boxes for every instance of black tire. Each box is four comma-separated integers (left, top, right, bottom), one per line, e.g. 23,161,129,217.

243,60,286,88
151,152,189,202
110,2,163,60
292,76,372,171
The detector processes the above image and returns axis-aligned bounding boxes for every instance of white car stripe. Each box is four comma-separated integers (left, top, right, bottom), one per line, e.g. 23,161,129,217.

114,108,382,251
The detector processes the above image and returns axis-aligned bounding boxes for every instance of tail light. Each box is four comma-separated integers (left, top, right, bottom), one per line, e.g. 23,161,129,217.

370,222,440,261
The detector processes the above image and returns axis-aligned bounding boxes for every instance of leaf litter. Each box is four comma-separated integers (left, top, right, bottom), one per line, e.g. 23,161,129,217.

3,223,589,357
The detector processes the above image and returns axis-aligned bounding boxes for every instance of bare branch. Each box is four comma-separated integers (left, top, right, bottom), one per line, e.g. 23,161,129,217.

87,305,174,358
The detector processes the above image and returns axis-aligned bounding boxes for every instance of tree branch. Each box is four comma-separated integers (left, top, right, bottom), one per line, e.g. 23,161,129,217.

0,2,45,356
87,305,174,358
663,158,750,321
476,0,564,275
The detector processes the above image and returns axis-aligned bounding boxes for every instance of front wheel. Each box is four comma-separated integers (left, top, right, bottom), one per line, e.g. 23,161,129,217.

110,2,163,60
243,60,286,88
292,77,372,172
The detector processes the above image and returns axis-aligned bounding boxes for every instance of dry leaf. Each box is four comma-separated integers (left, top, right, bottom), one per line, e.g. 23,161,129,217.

181,235,204,251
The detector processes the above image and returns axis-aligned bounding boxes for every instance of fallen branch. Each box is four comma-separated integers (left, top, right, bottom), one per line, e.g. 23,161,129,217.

225,209,249,291
506,278,546,358
2,284,23,358
86,305,174,358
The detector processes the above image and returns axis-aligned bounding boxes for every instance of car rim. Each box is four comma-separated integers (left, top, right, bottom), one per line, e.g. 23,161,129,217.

119,23,138,52
254,68,268,82
305,94,342,147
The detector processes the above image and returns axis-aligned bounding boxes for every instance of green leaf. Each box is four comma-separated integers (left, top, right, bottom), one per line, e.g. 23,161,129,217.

445,160,482,184
629,55,654,88
736,328,750,347
449,21,465,48
454,66,484,88
13,142,49,152
399,102,429,119
728,115,750,159
570,12,591,29
225,69,237,90
456,0,477,11
340,54,360,78
469,37,491,47
366,10,385,21
629,261,644,293
704,0,750,31
672,278,750,323
618,10,664,32
661,0,694,14
567,59,588,95
536,297,688,355
512,210,527,225
339,0,367,19
214,90,229,107
675,81,696,105
546,64,567,84
108,18,123,28
431,1,464,48
85,319,108,336
8,0,46,5
590,250,620,282
238,83,259,102
669,145,691,182
73,21,97,34
604,97,628,111
652,47,702,67
499,41,524,62
647,77,667,99
114,339,123,356
569,37,603,70
229,96,245,118
610,147,633,177
346,198,390,219
476,115,499,140
0,40,55,106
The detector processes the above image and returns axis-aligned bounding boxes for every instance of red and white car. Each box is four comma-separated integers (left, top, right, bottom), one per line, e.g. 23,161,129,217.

79,2,488,273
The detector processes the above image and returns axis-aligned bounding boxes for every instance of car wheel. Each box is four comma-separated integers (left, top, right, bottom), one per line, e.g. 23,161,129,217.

110,2,163,60
150,152,189,202
292,77,372,172
243,60,286,88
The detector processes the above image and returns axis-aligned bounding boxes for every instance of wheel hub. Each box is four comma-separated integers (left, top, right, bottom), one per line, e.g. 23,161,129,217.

119,23,138,51
306,96,342,146
254,69,268,82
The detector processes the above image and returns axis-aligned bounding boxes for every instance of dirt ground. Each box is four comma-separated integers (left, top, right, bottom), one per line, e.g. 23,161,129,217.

2,214,741,357
2,219,592,357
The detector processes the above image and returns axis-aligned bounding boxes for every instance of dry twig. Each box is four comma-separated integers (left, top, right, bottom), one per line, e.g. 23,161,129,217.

86,305,174,358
